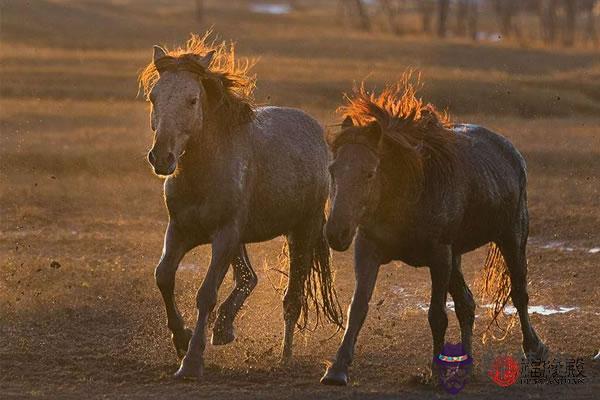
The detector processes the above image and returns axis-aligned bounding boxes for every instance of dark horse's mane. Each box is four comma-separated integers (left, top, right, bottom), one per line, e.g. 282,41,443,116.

334,73,461,195
138,32,256,132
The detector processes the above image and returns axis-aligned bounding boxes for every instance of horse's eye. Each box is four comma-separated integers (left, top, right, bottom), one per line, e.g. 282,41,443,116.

189,97,198,106
366,171,376,180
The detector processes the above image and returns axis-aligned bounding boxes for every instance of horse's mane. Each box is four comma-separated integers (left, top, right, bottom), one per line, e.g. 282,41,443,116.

138,32,256,130
335,72,460,195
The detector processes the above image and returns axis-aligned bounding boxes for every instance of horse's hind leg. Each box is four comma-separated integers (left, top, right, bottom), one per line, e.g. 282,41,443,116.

448,254,475,356
281,226,312,364
155,223,194,359
211,245,257,346
497,204,547,360
427,246,452,380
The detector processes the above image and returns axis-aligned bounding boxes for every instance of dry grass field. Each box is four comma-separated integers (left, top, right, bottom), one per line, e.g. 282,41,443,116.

1,1,599,399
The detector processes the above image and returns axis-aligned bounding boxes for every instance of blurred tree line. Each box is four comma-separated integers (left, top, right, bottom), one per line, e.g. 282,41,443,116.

335,0,598,46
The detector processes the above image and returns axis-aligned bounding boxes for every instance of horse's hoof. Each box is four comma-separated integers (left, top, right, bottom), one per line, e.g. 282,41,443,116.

279,355,292,366
280,348,293,366
320,367,348,386
172,328,193,359
173,357,203,381
211,323,235,346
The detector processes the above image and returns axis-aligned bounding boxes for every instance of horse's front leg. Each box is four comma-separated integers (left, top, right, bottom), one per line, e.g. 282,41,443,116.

428,246,452,379
321,233,381,386
155,223,194,358
174,225,240,380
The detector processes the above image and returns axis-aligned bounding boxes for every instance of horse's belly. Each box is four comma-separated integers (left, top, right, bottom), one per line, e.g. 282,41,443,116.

363,225,432,266
452,204,511,253
242,193,309,242
242,160,328,242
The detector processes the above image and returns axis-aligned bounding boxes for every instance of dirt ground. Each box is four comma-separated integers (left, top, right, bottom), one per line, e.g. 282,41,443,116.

1,1,599,399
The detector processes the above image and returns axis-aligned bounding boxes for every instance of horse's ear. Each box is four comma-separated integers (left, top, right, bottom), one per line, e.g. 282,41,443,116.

153,45,167,62
189,50,216,70
341,115,354,129
201,77,225,109
198,50,216,69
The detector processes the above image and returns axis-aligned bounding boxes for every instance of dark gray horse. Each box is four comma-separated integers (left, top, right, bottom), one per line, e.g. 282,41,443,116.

320,80,547,385
138,35,342,380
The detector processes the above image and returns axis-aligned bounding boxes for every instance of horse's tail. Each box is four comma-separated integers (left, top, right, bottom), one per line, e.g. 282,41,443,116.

479,242,514,341
296,215,344,331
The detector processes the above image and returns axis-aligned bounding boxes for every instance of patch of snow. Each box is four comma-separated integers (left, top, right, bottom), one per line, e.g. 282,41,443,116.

476,31,503,42
179,263,199,271
481,304,578,316
529,238,600,254
249,3,291,15
416,301,455,312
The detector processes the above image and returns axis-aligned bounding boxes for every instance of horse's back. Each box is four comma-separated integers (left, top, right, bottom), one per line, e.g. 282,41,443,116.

243,106,329,241
453,124,526,180
250,106,327,158
450,124,528,251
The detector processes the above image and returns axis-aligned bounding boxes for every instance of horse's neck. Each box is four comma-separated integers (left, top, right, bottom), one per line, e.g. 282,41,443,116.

178,115,246,186
177,117,223,182
373,156,461,230
370,165,421,224
178,145,215,182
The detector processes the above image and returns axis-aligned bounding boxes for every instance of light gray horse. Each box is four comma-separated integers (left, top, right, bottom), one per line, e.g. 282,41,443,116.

139,35,342,380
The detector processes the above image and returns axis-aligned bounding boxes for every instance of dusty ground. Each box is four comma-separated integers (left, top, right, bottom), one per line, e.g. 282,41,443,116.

1,1,599,399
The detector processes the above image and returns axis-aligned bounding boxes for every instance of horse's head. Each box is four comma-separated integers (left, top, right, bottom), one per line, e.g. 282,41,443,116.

145,46,215,176
326,116,382,251
140,35,256,177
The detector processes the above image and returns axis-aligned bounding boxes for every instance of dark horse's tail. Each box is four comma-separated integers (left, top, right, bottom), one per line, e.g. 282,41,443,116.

293,215,344,331
480,243,513,340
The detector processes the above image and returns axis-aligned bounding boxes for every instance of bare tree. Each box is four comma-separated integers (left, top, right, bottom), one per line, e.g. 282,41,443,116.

352,0,372,31
456,0,469,36
456,0,479,40
467,0,479,40
379,0,404,35
563,0,577,46
581,0,599,45
493,0,522,39
418,0,436,33
539,0,559,44
338,0,371,31
538,0,597,47
438,0,450,37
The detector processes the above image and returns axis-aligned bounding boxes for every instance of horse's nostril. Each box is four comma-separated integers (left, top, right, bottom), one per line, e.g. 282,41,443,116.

148,150,156,165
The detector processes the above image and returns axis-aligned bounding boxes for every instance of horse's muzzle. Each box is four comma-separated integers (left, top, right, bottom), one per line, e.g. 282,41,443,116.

148,149,176,176
325,221,355,252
